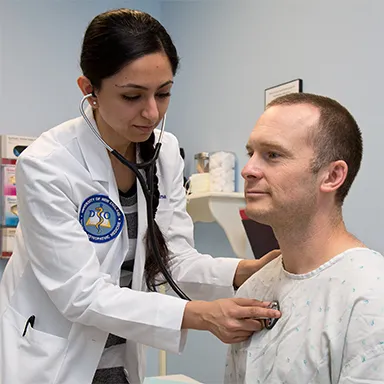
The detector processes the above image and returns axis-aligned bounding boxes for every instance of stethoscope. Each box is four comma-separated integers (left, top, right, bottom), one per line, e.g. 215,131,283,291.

79,93,191,301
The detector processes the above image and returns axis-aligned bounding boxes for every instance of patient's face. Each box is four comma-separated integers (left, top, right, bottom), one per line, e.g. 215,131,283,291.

242,103,321,226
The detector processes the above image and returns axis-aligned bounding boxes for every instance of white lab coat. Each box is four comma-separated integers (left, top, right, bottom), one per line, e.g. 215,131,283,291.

0,107,240,384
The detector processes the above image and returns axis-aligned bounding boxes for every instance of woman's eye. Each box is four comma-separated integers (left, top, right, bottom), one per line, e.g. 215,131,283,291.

122,95,140,101
156,92,171,99
122,93,171,101
246,151,253,158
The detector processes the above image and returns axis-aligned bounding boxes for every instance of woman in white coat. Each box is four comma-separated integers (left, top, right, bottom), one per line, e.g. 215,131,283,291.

0,8,280,384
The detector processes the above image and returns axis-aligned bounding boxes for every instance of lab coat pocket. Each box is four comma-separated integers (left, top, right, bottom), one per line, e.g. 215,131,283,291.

0,305,68,383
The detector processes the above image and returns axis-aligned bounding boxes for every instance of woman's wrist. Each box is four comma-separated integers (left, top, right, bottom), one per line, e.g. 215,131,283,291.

181,301,209,330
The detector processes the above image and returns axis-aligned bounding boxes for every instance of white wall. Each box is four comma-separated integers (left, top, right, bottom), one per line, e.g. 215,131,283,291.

160,0,384,381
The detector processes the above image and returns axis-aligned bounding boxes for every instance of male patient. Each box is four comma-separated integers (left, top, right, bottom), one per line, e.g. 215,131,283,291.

225,93,384,383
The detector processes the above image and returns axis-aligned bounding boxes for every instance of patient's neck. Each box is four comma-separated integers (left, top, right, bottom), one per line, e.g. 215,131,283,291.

273,212,365,275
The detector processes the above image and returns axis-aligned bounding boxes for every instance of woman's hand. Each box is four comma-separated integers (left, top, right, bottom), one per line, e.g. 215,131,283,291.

233,249,281,289
182,298,281,344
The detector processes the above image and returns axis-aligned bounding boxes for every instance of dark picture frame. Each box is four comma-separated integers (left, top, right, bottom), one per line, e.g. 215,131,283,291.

265,78,303,108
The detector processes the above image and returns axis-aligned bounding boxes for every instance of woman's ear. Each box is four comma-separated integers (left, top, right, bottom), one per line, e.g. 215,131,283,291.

77,76,93,95
77,76,97,107
319,160,348,194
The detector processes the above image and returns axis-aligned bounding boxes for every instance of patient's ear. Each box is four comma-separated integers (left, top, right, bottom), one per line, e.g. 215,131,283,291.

319,160,348,194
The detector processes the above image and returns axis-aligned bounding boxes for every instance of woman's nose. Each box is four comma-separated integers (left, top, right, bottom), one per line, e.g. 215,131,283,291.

142,97,159,122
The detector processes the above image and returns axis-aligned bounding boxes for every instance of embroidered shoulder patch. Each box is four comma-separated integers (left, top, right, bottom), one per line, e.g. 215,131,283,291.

79,194,124,243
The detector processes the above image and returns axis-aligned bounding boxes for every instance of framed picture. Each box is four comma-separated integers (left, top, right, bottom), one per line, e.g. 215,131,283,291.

264,78,303,108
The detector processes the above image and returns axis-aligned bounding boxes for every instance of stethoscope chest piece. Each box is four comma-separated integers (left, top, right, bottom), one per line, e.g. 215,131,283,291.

265,300,280,330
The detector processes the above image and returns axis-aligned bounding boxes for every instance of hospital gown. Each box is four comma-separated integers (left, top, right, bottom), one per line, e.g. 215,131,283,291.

224,248,384,383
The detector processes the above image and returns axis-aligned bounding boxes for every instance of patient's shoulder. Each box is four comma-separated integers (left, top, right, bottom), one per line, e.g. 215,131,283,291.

236,256,282,298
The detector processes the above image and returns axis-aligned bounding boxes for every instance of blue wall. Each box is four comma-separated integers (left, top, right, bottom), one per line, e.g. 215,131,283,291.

0,0,161,137
161,0,384,253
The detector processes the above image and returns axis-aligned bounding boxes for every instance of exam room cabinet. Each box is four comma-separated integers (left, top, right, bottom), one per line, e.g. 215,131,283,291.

0,135,35,259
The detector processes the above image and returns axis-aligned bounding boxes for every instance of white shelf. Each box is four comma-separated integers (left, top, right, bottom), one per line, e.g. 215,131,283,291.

186,192,247,258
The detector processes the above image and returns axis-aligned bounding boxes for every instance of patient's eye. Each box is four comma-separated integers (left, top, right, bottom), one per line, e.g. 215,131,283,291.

265,152,281,160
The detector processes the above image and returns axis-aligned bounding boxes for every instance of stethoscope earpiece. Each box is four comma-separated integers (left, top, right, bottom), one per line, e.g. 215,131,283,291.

265,300,280,330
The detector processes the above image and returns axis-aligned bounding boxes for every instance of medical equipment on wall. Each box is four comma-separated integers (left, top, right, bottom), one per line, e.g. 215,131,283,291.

187,151,237,195
0,135,35,258
80,94,191,301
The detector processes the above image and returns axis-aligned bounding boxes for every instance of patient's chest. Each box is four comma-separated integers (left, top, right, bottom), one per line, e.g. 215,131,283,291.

225,263,358,384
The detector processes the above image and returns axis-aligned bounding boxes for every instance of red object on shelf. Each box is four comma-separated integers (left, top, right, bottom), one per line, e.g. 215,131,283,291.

239,209,279,259
1,158,16,165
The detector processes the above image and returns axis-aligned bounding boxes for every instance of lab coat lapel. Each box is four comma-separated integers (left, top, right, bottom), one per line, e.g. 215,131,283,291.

77,105,129,277
76,105,110,183
132,147,148,292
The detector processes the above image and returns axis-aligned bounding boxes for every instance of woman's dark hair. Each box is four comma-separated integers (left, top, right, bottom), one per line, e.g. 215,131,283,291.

80,8,179,86
80,9,180,291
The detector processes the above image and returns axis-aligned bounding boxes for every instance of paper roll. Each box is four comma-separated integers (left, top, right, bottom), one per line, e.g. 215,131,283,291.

188,173,210,194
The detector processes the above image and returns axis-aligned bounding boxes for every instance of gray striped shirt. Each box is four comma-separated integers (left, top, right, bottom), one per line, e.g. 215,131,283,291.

93,184,138,384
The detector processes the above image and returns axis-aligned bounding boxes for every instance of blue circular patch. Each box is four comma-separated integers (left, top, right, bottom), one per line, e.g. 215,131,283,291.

79,194,124,243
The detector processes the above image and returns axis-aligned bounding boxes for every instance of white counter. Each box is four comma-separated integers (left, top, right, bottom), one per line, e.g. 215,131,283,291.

144,374,201,383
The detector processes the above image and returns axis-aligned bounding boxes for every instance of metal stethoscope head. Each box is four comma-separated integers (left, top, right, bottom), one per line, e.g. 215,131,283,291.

79,93,191,301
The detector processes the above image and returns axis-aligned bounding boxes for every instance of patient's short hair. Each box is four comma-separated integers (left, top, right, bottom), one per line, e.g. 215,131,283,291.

267,93,362,205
